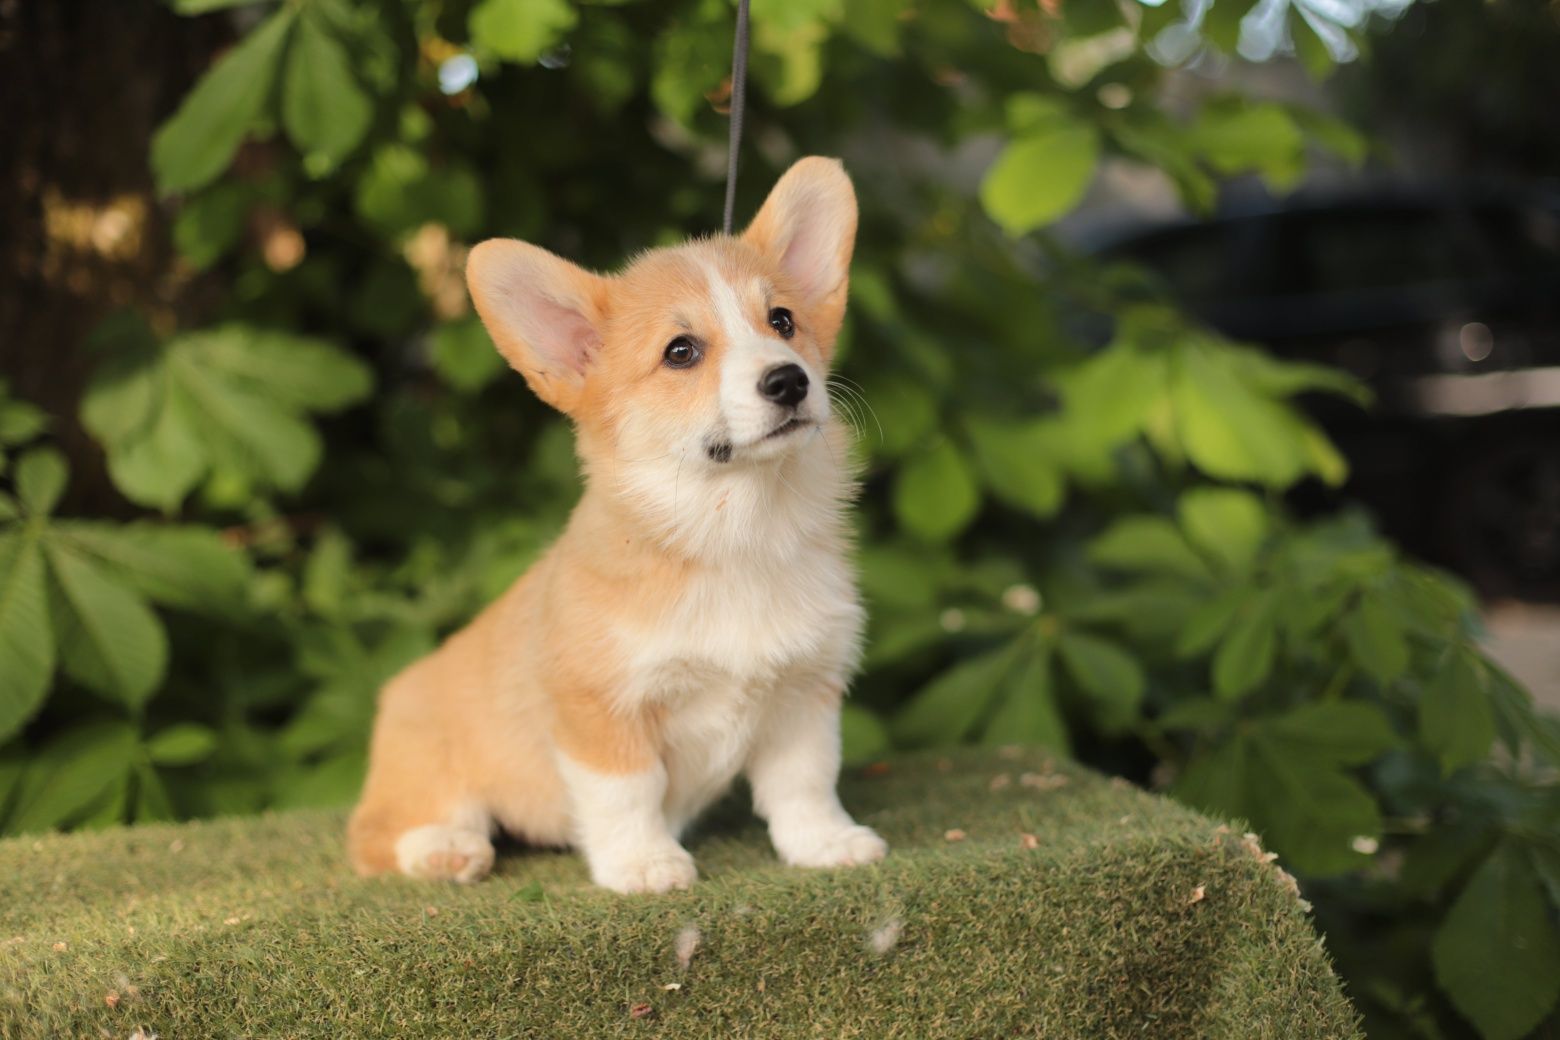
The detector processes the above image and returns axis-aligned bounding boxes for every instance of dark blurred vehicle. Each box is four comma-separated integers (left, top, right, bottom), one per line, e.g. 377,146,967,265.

1099,185,1560,601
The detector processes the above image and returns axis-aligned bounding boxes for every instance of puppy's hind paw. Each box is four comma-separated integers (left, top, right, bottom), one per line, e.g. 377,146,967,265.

395,825,496,884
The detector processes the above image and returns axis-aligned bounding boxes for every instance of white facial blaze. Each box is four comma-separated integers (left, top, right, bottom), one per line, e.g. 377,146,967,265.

703,263,828,452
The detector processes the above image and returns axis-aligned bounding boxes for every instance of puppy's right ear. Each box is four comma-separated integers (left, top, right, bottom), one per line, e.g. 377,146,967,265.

466,240,609,415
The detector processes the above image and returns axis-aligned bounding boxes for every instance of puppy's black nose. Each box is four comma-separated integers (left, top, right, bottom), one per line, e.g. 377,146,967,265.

759,363,809,408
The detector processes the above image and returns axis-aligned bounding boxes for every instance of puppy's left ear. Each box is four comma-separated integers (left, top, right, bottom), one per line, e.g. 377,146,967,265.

743,156,858,351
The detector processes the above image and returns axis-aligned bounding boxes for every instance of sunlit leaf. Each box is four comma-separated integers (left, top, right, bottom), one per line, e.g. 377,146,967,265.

470,0,578,64
980,119,1101,236
1178,487,1268,573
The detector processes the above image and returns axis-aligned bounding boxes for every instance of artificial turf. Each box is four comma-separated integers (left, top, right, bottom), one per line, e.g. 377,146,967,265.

0,746,1360,1039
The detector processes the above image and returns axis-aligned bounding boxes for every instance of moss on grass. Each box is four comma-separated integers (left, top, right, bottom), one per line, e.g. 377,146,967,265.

0,747,1359,1038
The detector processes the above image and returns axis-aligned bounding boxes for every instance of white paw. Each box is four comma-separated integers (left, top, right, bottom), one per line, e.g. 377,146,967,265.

591,845,698,895
395,825,495,884
777,823,888,869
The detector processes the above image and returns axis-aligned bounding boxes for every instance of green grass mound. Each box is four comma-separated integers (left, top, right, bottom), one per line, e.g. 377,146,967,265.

0,747,1359,1039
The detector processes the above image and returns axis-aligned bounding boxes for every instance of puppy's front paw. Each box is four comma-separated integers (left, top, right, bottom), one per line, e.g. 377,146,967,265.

395,824,496,884
777,823,888,869
591,845,698,895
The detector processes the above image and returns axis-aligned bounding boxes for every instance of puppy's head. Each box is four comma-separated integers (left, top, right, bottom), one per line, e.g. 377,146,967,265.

467,157,856,473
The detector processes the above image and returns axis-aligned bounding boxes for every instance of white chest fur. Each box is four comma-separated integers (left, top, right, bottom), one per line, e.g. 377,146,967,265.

626,544,862,828
598,431,864,829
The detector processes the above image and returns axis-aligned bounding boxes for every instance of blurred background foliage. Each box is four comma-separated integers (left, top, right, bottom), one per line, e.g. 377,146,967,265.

2,0,1559,1036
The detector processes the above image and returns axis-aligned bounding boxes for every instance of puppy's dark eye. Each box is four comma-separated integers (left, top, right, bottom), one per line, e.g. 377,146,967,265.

663,336,701,369
768,308,795,339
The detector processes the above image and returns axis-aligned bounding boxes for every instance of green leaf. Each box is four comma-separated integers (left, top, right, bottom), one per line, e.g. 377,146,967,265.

7,721,137,834
151,8,297,193
470,0,578,63
52,521,251,615
1263,701,1398,765
1088,515,1211,580
1186,102,1304,186
1433,843,1560,1040
302,527,353,618
1175,701,1393,876
83,325,371,508
840,704,891,765
839,0,901,54
1212,590,1279,700
1170,340,1309,486
860,374,938,459
1245,732,1382,875
197,327,373,413
1341,595,1410,685
964,418,1065,519
891,641,1019,747
1228,348,1371,407
170,0,271,13
979,119,1101,236
146,723,220,766
1055,630,1145,729
282,7,374,168
1174,586,1245,658
0,398,48,445
172,184,252,269
15,448,67,516
133,762,176,822
893,438,980,543
981,644,1069,755
431,317,507,393
45,542,167,709
650,15,732,127
1419,649,1496,773
1057,341,1168,446
354,146,485,240
1178,488,1269,573
0,534,54,741
103,376,209,510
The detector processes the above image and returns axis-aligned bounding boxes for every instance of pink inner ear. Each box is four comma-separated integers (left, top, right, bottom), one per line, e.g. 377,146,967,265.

774,191,847,303
531,294,600,377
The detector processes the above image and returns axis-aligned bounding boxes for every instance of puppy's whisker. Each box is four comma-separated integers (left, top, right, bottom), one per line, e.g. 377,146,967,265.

827,379,882,444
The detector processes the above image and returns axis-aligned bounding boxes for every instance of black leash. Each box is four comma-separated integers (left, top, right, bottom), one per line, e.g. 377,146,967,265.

721,0,751,235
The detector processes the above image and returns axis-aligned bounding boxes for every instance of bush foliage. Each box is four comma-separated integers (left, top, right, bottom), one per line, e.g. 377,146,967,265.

2,0,1558,1037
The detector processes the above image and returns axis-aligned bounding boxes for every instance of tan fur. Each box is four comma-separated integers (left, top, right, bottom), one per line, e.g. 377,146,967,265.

349,159,874,885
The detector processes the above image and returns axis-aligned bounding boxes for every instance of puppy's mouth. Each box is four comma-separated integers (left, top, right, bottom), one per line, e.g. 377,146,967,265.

762,417,812,441
704,417,815,463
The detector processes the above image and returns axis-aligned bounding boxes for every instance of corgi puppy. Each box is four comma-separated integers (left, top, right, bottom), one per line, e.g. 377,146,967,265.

347,157,886,893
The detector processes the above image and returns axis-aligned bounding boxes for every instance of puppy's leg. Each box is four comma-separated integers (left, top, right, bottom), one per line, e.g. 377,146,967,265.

557,756,696,894
747,687,887,869
348,662,496,883
553,696,694,894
